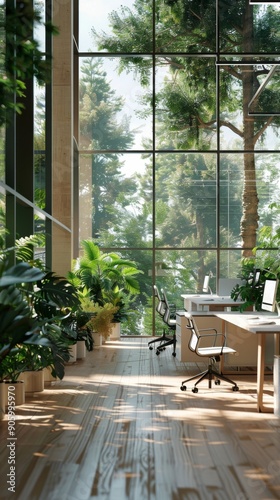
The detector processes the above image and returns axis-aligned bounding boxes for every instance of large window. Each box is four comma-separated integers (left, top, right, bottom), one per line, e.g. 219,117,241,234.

78,0,280,335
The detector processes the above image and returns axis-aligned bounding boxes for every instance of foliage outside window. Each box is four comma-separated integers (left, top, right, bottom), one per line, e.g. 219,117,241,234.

77,1,280,334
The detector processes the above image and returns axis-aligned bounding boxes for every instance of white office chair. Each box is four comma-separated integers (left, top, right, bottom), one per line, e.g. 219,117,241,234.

180,313,239,393
148,286,177,356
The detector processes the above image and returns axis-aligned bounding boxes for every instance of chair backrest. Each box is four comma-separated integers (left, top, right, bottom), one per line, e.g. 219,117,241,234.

185,313,200,353
161,288,175,326
153,285,166,318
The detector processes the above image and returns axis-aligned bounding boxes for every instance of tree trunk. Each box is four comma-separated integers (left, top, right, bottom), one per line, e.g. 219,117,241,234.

241,5,259,257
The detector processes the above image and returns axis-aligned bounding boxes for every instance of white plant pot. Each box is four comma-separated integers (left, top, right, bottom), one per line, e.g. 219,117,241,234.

110,322,121,340
92,332,102,347
19,370,44,393
67,343,77,363
43,367,57,384
4,381,25,406
76,340,87,359
0,382,5,420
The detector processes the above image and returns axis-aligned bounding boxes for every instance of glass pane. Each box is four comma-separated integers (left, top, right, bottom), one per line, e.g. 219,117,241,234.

0,127,5,182
34,147,46,211
156,0,216,54
248,65,280,115
255,153,280,231
34,1,46,207
79,153,152,246
220,152,280,249
156,57,217,150
219,250,244,281
220,154,243,248
154,249,218,297
219,3,280,54
34,214,46,266
0,191,5,241
79,57,152,151
219,66,280,150
155,153,217,247
81,0,153,53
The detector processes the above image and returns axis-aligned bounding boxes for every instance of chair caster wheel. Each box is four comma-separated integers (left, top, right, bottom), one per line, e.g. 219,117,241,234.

232,386,239,391
149,346,153,350
172,352,176,357
180,385,187,391
192,387,198,393
156,350,160,356
215,379,221,385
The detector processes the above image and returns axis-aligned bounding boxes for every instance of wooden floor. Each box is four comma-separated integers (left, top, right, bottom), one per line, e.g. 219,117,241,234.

1,337,280,500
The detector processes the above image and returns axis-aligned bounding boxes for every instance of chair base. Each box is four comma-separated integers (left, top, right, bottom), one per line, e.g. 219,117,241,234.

148,329,177,357
180,362,239,392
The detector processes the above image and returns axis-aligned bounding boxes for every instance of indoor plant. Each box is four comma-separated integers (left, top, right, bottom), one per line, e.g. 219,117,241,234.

68,240,143,337
79,294,118,341
231,226,280,311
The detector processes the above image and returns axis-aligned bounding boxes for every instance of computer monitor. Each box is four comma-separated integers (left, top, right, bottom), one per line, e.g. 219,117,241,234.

202,274,212,294
261,278,279,312
253,269,261,286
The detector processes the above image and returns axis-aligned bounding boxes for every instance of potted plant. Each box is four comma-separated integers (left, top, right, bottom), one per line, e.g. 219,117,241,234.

105,290,137,339
230,260,264,312
68,240,143,338
75,312,94,357
0,236,81,414
79,294,118,343
60,309,94,359
0,261,46,411
0,258,80,389
231,226,280,311
0,349,27,406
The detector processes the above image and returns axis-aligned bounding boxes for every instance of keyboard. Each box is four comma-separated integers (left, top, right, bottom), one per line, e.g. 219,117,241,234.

247,319,276,326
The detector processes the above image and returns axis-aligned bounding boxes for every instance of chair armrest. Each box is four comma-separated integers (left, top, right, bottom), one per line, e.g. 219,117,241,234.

199,328,217,333
198,331,226,348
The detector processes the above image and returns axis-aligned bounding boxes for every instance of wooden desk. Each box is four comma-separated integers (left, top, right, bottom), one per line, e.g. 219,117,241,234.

176,311,270,368
214,312,280,413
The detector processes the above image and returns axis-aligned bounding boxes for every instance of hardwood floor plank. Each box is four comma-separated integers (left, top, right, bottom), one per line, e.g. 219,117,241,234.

1,337,280,499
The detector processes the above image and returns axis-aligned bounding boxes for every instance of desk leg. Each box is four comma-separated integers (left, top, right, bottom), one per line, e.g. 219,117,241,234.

275,333,280,356
220,319,225,373
257,333,273,413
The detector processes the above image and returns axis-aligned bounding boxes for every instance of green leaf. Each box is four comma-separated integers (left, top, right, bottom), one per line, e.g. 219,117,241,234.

0,262,45,287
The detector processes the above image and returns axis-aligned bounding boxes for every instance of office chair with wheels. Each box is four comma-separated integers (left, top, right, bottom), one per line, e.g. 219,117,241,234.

180,313,239,393
148,286,177,356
